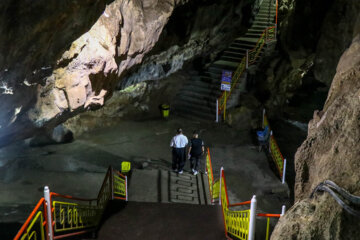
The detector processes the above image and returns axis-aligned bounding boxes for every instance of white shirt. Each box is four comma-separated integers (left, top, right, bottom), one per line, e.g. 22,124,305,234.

170,134,188,148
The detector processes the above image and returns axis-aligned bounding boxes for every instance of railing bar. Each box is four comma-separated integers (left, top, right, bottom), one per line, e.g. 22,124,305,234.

14,198,45,240
51,193,97,202
53,229,96,239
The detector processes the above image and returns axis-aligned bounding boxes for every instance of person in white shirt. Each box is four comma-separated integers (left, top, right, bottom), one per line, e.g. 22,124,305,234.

170,128,188,174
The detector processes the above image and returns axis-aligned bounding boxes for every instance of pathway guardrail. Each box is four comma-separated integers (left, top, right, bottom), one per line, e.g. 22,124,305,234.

217,0,278,121
219,167,257,240
14,166,127,240
205,148,220,203
262,109,287,184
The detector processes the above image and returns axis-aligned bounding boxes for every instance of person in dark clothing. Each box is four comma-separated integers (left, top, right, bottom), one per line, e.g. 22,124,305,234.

188,130,204,175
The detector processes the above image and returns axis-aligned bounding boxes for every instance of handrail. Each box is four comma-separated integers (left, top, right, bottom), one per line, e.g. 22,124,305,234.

228,200,251,207
217,0,278,119
14,165,128,240
50,192,97,202
275,0,278,25
205,148,220,203
220,167,257,240
14,198,46,240
262,109,287,184
257,213,281,218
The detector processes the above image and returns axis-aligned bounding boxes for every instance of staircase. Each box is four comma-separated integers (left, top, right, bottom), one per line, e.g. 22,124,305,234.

128,169,211,205
97,202,223,240
173,0,276,121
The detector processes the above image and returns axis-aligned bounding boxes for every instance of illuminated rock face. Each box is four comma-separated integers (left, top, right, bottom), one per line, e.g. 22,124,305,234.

0,0,185,144
0,0,249,145
28,0,178,124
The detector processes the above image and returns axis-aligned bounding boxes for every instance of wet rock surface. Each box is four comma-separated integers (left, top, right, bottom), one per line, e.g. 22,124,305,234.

271,34,360,240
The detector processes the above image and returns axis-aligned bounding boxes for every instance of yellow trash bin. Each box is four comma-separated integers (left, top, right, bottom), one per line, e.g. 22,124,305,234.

121,161,131,174
161,104,170,119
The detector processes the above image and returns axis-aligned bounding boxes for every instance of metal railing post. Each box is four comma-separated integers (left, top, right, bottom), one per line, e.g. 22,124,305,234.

125,176,128,201
219,167,223,205
262,108,265,129
269,131,273,153
246,50,249,69
44,186,54,240
281,205,286,216
216,99,219,123
248,195,257,240
282,159,287,184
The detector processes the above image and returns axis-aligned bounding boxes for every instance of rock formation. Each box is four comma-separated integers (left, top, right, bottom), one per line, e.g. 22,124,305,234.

259,0,360,117
0,0,253,146
270,9,360,240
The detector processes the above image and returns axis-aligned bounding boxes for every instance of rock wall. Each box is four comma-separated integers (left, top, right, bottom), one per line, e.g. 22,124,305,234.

271,32,360,240
65,0,256,134
269,0,360,238
259,0,360,117
0,0,254,145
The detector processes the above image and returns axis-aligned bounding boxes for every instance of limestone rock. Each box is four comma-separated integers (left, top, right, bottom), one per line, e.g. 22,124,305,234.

271,34,360,240
0,0,252,146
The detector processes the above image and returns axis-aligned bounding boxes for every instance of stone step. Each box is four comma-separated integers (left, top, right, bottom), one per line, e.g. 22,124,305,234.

220,55,244,63
231,41,256,49
128,169,211,205
256,12,276,18
258,10,276,15
211,60,239,70
254,17,274,23
175,94,218,108
248,28,266,34
199,75,221,84
180,85,222,97
251,24,272,30
180,80,222,92
174,104,215,120
245,32,263,38
253,20,272,26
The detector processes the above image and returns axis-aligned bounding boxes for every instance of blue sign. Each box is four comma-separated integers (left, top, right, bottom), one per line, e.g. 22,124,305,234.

221,70,232,91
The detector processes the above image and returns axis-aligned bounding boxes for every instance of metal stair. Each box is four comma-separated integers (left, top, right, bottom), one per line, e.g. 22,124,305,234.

173,0,276,121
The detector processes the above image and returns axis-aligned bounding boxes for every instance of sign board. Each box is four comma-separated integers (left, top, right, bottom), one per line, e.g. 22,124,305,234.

220,70,232,92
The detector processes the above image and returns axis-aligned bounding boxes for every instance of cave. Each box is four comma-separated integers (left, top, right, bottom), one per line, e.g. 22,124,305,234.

1,0,360,239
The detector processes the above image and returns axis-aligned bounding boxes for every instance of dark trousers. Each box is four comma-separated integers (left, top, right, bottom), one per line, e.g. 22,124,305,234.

190,154,201,171
172,147,186,171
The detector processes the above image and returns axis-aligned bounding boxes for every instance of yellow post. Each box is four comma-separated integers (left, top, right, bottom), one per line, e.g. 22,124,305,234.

265,217,270,240
223,91,227,121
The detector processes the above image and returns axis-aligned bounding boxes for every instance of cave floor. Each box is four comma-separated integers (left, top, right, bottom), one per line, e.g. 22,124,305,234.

0,116,290,238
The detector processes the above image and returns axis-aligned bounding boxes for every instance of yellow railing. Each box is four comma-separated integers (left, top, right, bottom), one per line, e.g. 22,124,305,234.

220,168,256,240
217,0,278,120
257,213,283,240
16,198,47,240
52,201,101,233
219,166,285,240
205,148,220,203
262,109,286,184
269,135,284,178
14,166,128,240
218,58,247,114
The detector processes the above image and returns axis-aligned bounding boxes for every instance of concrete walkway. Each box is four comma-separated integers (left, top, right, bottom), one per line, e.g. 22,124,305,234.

128,169,210,205
97,202,224,240
0,117,289,239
